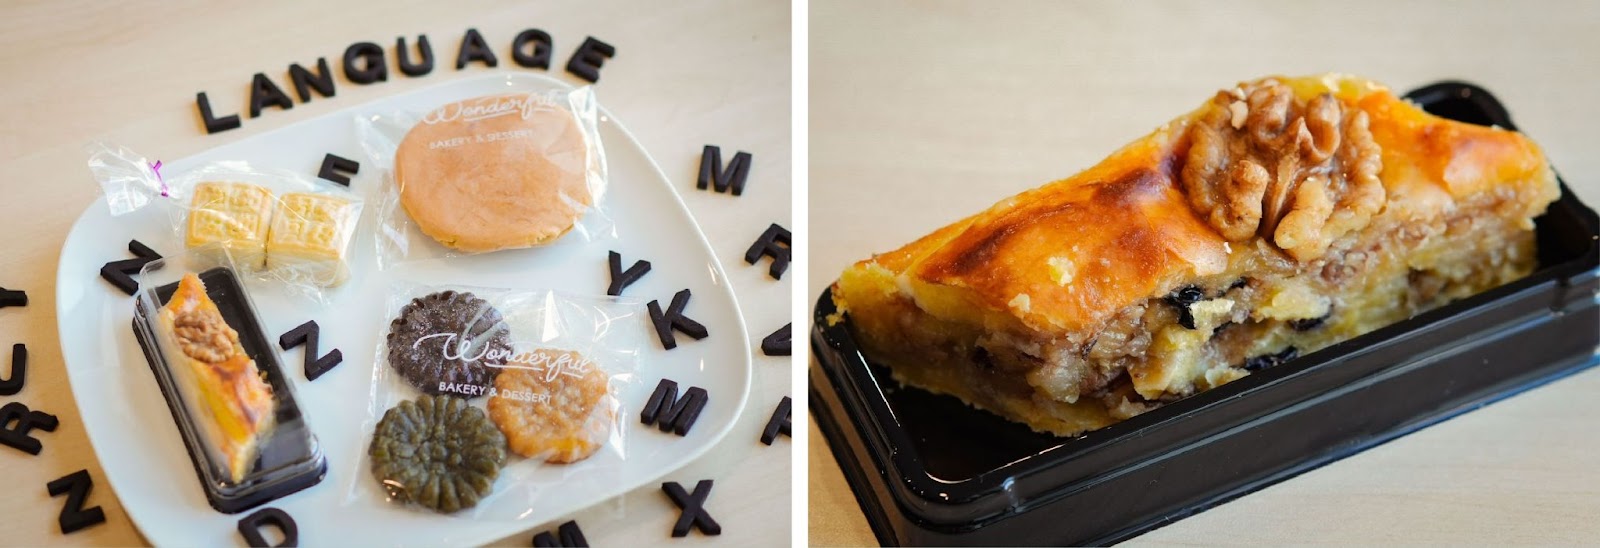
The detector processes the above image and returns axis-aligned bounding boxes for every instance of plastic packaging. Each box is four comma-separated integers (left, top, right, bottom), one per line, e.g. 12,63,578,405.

350,282,645,518
86,143,365,299
129,245,327,514
809,81,1600,546
355,85,612,269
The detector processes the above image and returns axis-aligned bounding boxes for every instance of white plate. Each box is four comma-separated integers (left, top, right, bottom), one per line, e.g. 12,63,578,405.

55,74,751,546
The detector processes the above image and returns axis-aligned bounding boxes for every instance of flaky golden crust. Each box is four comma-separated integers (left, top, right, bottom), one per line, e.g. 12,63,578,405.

845,75,1554,334
835,74,1559,436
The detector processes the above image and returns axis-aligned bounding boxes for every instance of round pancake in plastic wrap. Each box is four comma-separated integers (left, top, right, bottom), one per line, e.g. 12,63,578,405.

395,93,592,252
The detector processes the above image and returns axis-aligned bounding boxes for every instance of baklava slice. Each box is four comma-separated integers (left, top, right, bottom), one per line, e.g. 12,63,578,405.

832,74,1558,436
156,273,277,482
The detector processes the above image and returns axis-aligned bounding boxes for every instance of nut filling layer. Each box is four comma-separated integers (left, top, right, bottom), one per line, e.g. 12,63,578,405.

173,308,240,365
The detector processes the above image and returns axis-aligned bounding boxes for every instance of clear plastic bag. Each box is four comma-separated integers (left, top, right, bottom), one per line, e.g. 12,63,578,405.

355,84,612,269
85,142,365,299
351,281,645,518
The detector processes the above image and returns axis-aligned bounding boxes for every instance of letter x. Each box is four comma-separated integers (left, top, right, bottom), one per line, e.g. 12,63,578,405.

662,480,720,537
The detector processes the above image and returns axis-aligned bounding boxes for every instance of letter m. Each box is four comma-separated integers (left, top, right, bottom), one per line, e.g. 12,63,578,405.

640,379,709,436
696,145,751,195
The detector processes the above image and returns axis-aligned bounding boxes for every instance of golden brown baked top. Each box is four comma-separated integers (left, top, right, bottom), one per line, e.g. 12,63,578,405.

849,75,1556,334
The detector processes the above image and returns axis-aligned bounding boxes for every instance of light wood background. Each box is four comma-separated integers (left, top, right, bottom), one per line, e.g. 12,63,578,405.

0,1,790,546
809,0,1600,545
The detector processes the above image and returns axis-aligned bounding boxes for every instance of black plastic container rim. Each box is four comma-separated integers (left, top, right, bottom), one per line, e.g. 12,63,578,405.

131,266,328,514
809,81,1600,530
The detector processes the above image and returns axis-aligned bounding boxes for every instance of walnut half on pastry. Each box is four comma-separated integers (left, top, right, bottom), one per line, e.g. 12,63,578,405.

831,74,1558,436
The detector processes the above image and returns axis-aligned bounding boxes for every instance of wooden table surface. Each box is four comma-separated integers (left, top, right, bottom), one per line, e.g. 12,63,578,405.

808,1,1600,545
0,1,791,545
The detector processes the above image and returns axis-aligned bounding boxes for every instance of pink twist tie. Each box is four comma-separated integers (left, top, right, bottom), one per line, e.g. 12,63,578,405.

150,161,168,197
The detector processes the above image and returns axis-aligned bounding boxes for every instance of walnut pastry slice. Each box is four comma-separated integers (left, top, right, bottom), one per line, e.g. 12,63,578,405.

156,272,277,482
831,74,1558,436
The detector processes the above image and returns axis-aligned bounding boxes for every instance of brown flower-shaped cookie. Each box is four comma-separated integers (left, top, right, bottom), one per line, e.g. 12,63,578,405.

386,290,512,397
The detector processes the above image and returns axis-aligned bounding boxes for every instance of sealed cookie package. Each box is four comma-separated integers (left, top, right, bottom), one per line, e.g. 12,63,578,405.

86,142,366,301
128,244,326,513
349,282,644,518
354,81,611,269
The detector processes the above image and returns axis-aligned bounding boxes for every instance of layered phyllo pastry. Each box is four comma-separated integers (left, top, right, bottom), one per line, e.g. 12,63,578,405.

156,273,277,481
832,74,1558,436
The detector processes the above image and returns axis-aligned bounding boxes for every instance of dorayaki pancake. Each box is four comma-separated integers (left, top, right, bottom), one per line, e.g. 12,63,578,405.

396,92,593,253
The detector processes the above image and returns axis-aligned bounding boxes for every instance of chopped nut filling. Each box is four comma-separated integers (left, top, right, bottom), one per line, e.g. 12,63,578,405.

173,308,239,364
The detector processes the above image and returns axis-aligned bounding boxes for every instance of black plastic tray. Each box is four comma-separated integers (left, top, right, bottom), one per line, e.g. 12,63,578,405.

809,82,1600,546
132,266,327,514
